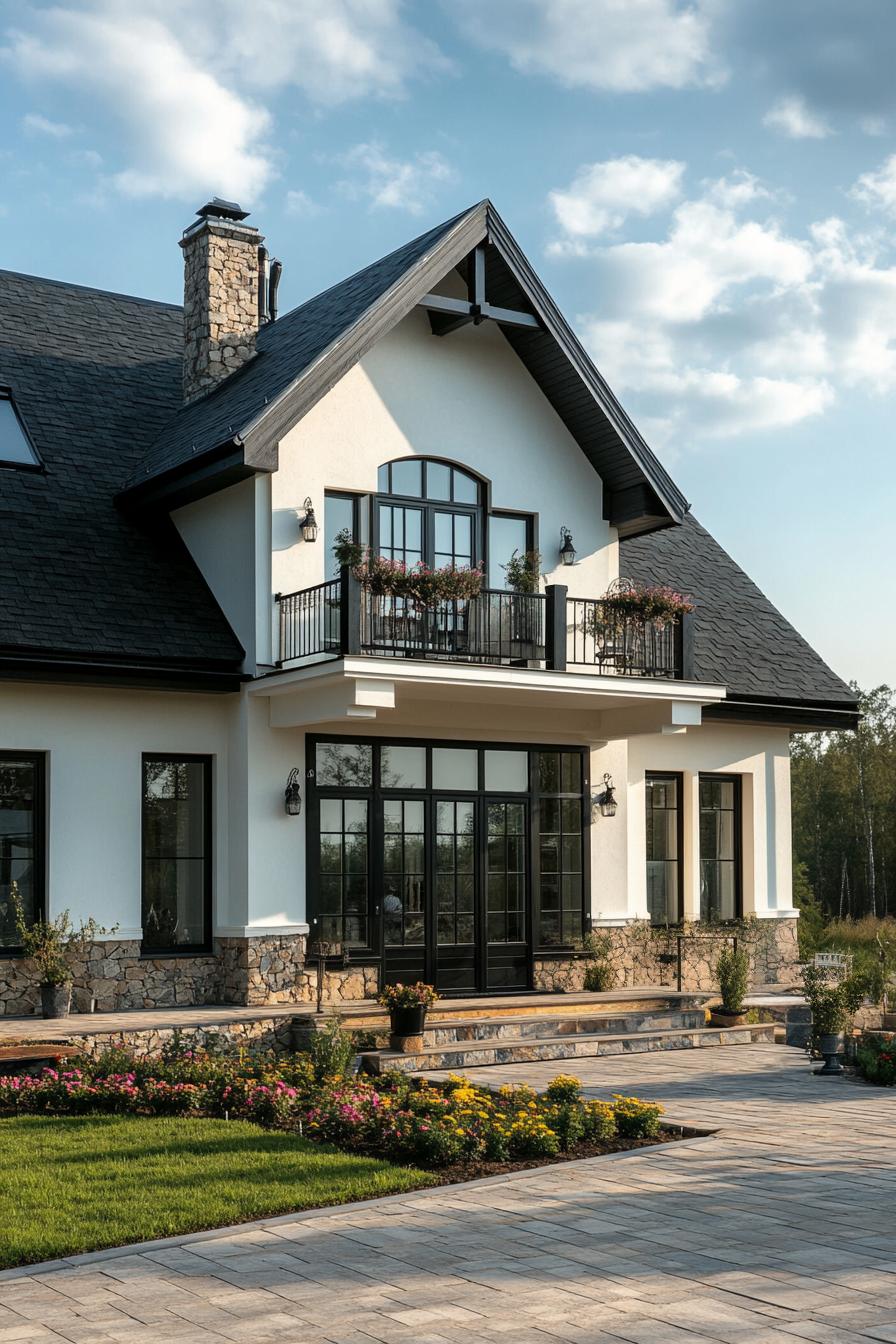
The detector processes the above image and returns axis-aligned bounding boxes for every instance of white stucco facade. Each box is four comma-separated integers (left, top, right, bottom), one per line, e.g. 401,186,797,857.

0,274,804,1013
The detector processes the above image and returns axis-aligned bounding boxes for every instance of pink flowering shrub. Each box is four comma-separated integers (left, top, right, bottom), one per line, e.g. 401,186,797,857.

0,1052,664,1170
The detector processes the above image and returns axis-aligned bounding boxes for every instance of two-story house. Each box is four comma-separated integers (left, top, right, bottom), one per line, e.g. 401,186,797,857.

0,198,858,1015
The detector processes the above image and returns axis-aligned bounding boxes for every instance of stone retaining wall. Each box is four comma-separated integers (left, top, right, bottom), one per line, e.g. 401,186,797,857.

534,918,800,995
63,1015,297,1060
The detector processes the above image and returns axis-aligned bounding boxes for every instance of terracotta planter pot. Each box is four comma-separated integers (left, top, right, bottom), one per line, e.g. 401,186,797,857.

40,983,72,1019
389,1004,427,1037
710,1008,748,1028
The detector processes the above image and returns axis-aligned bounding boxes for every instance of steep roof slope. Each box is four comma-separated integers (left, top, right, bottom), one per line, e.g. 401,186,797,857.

621,515,857,712
125,209,476,490
0,269,244,683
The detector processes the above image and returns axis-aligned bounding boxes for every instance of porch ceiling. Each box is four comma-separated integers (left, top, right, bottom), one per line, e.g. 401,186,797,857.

249,656,726,740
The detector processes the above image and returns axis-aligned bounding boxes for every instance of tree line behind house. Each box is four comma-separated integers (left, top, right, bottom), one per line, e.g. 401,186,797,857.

791,683,896,986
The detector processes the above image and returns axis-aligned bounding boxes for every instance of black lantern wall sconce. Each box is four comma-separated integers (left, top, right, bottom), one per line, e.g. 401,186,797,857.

299,498,318,542
284,768,302,815
559,526,577,565
594,773,618,818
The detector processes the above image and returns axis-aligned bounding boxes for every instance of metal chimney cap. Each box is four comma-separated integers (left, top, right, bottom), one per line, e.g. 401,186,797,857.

196,198,250,222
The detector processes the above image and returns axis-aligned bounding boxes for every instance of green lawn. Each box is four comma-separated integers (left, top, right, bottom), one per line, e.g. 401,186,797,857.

0,1114,435,1269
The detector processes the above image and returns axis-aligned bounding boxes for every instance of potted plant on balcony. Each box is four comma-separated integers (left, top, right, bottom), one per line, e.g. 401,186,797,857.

11,882,115,1018
378,981,439,1039
499,549,542,657
332,527,365,571
710,943,750,1026
583,578,694,674
802,964,867,1075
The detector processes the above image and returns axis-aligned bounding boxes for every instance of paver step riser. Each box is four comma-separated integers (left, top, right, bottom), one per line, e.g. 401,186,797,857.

362,1023,775,1074
331,993,703,1032
426,1010,707,1044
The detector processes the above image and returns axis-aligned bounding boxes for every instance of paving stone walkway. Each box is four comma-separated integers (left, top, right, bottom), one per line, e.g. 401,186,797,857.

1,1044,894,1344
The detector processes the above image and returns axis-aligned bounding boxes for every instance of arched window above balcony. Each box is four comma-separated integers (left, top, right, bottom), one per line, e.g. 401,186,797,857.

375,457,484,571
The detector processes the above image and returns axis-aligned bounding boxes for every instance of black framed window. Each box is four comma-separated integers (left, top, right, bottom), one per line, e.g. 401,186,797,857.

0,753,45,950
646,773,682,925
0,391,42,471
319,797,369,946
699,774,741,921
487,513,535,588
536,751,584,948
142,756,212,953
374,457,483,573
324,491,360,579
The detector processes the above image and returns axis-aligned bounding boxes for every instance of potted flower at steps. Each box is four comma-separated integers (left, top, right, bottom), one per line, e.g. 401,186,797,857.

11,881,115,1019
801,964,867,1075
710,943,750,1027
378,981,438,1049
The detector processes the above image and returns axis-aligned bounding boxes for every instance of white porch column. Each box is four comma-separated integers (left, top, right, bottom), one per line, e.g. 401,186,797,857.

681,770,701,921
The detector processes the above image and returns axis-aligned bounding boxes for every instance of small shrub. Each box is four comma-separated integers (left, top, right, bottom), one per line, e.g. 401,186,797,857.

716,944,749,1013
544,1102,584,1152
855,1033,896,1087
612,1094,664,1139
305,1018,357,1082
507,1113,560,1159
583,962,615,992
581,1100,617,1143
544,1074,582,1104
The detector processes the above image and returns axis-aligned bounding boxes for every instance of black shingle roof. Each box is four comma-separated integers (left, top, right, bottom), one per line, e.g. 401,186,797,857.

621,515,857,708
125,208,475,490
0,269,244,677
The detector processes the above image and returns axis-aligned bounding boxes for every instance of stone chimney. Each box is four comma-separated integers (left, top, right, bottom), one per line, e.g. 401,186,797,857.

180,198,264,404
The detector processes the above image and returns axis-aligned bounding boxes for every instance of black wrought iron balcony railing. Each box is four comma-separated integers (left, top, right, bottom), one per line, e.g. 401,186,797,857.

275,567,690,679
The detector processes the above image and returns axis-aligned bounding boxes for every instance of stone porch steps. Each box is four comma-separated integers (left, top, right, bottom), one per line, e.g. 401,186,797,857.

425,1007,707,1044
361,1020,775,1074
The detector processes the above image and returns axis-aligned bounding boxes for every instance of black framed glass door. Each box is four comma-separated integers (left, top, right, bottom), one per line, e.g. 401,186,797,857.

307,738,587,996
381,796,427,984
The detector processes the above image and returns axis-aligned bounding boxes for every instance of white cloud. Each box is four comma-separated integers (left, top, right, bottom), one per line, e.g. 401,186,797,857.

3,1,445,202
851,153,896,216
285,189,321,218
557,168,896,445
763,94,831,139
337,142,455,215
451,0,720,92
21,112,73,138
547,156,684,251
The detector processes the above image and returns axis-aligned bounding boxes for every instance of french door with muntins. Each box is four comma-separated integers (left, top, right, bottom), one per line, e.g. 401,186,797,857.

307,739,587,996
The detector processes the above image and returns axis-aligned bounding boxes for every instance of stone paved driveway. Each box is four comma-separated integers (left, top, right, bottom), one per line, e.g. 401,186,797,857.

1,1044,895,1344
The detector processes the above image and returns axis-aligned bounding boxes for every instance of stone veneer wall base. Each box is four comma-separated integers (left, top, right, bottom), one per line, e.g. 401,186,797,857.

534,918,800,994
1,920,801,1017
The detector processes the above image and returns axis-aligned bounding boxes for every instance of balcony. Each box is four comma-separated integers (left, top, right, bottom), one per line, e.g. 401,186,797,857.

276,569,691,681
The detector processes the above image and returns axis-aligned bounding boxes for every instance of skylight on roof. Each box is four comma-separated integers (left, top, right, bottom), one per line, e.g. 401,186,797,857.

0,392,41,469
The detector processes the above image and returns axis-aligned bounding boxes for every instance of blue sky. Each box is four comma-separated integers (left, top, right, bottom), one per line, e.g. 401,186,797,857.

1,0,894,690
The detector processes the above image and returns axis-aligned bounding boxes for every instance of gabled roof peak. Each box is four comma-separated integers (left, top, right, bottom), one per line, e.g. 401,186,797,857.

119,199,688,536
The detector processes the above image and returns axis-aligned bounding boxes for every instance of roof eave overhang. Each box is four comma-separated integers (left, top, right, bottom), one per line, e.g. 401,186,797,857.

0,651,246,693
703,696,861,732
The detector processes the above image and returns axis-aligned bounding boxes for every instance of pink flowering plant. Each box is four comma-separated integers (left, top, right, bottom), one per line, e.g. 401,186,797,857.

334,532,483,607
0,1051,666,1171
377,982,439,1011
596,580,695,629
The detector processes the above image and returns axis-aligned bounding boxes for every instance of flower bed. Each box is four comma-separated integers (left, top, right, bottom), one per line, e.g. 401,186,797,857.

855,1032,896,1086
0,1047,671,1172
